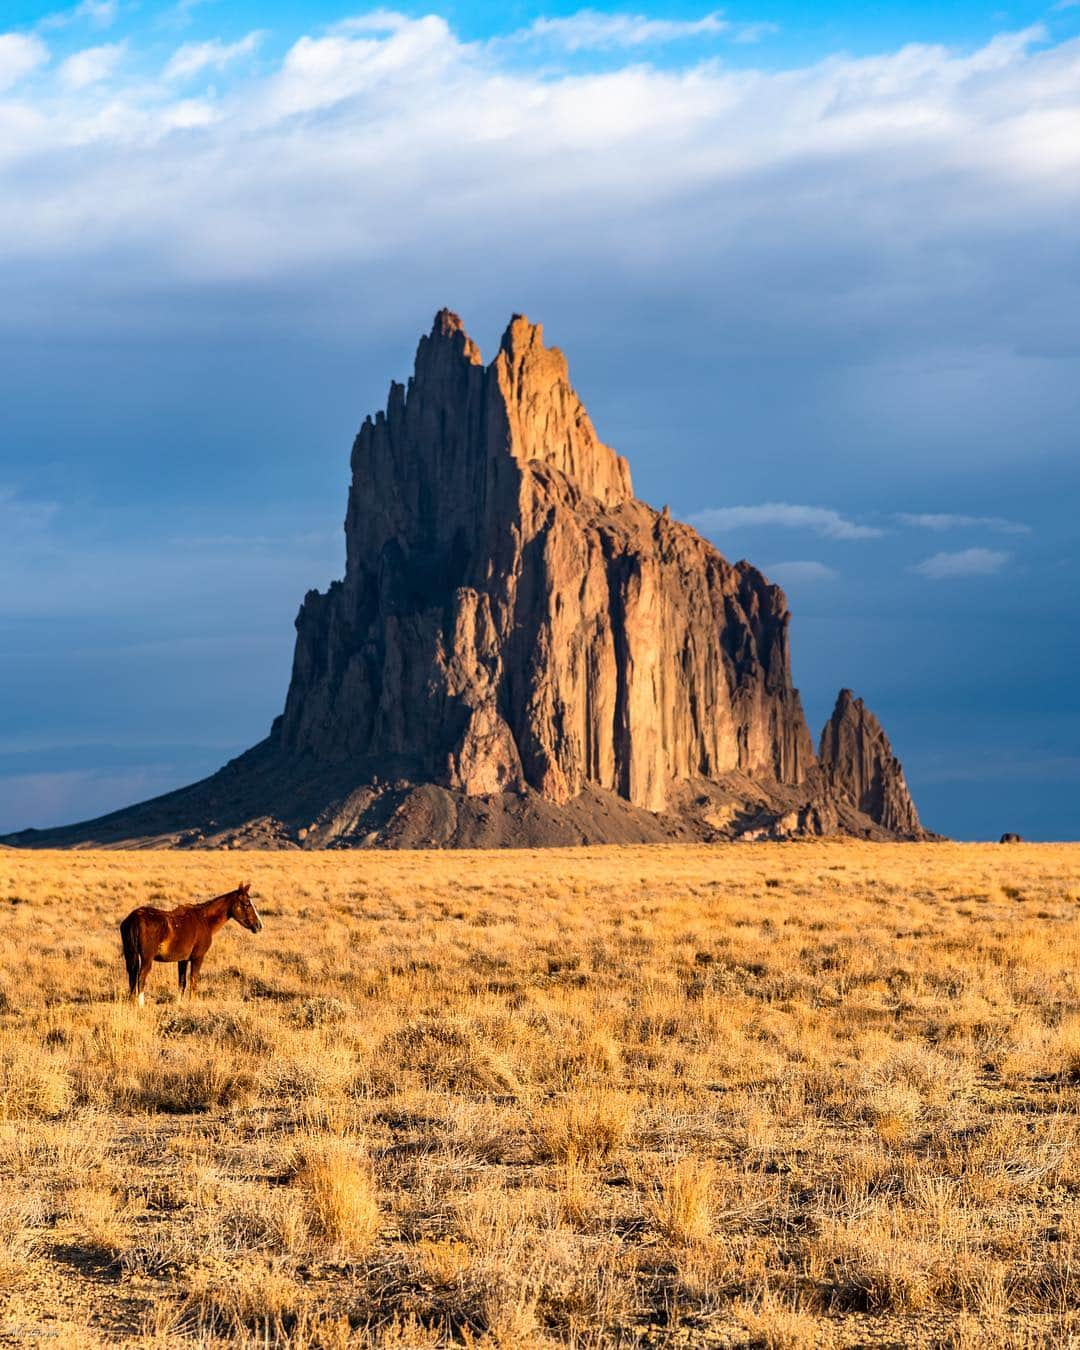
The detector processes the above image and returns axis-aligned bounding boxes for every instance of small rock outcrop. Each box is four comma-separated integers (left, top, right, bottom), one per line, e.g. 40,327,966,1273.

818,689,925,838
1,311,933,850
999,832,1023,844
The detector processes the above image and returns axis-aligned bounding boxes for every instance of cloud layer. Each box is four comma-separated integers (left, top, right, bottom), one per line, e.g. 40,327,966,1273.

897,513,1030,535
163,33,263,84
514,9,773,51
763,560,838,586
912,547,1011,579
0,13,1078,327
0,33,48,90
689,504,883,541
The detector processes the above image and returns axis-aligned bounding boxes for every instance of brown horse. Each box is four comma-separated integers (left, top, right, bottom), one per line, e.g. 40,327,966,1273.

119,882,262,1005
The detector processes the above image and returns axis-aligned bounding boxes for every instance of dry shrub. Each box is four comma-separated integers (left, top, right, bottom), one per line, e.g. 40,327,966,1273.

533,1090,634,1162
556,1151,604,1229
63,1183,140,1257
648,1157,715,1245
292,1137,381,1257
137,1050,258,1114
0,1192,42,1288
373,1315,444,1349
289,995,349,1029
183,1258,306,1334
0,1044,71,1119
734,1293,822,1348
386,1017,521,1096
261,1047,356,1102
160,1004,274,1053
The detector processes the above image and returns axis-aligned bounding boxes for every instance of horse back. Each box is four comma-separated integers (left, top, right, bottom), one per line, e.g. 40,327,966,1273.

121,904,170,931
121,905,179,954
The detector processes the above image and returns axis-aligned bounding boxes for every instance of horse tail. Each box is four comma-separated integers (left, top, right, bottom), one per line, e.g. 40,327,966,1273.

120,914,142,997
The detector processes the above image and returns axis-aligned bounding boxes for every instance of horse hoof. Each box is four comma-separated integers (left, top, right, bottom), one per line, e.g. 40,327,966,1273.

138,993,145,1008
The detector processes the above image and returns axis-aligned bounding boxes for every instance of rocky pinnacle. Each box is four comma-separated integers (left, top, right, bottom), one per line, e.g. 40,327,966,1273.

818,689,925,837
2,311,932,849
280,310,814,813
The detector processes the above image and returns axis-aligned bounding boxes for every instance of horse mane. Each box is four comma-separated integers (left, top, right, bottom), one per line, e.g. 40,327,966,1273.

187,887,243,911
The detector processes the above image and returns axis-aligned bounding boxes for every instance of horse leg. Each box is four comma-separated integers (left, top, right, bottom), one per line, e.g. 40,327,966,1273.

177,960,189,1000
188,953,206,999
136,939,153,1007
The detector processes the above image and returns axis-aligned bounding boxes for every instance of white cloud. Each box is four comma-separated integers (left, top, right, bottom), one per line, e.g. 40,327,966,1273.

730,21,779,44
912,547,1010,578
58,41,124,88
75,0,117,26
332,11,422,37
40,0,118,31
169,0,212,20
898,512,1030,534
0,33,49,91
763,560,838,585
163,31,263,83
515,9,733,52
689,503,883,540
0,14,1075,374
255,16,458,121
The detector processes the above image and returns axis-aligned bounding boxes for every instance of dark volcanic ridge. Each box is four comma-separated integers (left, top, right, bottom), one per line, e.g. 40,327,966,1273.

5,311,934,850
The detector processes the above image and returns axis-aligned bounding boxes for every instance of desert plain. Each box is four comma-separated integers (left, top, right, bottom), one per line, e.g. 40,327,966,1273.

0,842,1078,1347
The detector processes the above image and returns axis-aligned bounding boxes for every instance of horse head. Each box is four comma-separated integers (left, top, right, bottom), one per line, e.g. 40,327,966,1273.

230,881,263,933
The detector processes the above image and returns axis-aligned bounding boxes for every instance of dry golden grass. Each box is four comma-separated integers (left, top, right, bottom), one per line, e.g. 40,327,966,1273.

0,841,1078,1347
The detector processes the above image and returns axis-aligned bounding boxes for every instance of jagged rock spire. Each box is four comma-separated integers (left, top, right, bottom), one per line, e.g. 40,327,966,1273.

491,313,632,506
5,311,933,850
281,309,814,810
818,689,924,837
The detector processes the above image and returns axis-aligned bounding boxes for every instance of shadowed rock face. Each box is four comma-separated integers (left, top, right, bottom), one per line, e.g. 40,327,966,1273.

818,689,925,838
280,309,814,814
2,310,933,850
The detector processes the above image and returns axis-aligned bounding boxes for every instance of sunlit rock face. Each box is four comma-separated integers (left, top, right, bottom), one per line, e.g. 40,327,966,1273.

280,310,814,813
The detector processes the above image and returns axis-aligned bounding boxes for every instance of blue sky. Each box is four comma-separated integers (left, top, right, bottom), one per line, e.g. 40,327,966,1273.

2,0,1079,839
